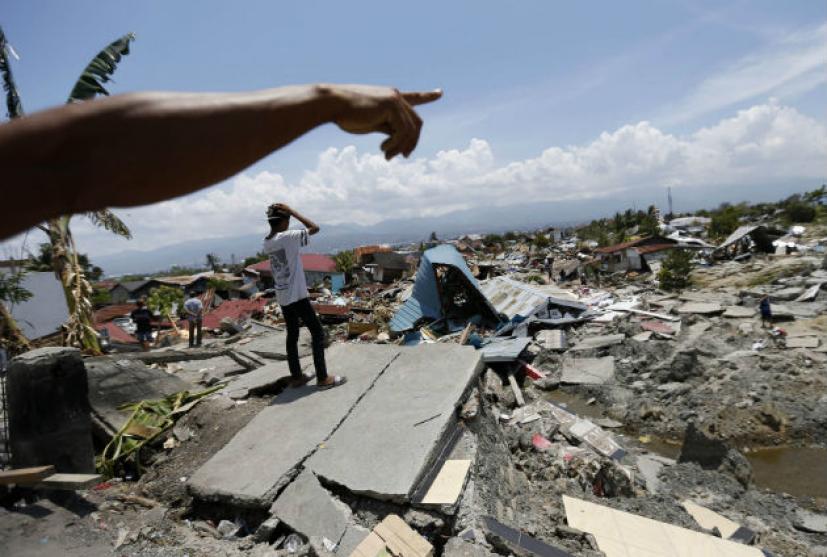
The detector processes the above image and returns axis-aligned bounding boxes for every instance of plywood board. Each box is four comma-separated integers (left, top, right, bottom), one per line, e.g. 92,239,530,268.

563,495,764,557
681,500,741,539
373,515,433,557
421,460,471,505
39,473,102,490
350,531,389,557
0,465,55,485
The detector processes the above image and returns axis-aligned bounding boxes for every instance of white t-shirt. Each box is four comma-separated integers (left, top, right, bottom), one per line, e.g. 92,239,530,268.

262,229,309,307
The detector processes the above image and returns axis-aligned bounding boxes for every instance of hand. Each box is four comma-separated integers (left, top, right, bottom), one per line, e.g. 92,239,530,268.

271,202,293,215
330,85,442,160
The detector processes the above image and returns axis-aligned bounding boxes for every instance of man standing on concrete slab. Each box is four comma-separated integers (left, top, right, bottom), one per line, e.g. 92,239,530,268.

759,295,772,328
184,295,204,348
263,204,346,390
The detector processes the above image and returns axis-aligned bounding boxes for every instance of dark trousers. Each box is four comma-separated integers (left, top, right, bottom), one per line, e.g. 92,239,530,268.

282,297,328,382
188,317,202,347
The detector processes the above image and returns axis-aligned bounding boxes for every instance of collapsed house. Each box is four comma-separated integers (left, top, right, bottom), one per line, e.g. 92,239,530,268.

593,236,680,273
713,224,786,259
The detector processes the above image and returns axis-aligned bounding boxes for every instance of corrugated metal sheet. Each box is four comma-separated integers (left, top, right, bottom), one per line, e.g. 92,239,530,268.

480,276,578,319
716,225,762,250
390,244,497,333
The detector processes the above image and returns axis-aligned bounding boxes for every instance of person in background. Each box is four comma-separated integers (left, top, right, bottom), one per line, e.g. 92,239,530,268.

130,298,154,351
184,295,204,348
544,256,554,281
263,203,346,390
321,275,333,297
759,295,772,328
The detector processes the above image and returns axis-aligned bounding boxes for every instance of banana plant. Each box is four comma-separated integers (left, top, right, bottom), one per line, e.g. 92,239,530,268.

1,27,135,353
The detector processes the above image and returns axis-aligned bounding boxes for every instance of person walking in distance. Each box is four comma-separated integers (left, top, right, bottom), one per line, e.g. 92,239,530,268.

130,298,154,351
184,295,204,347
263,203,346,390
759,295,772,328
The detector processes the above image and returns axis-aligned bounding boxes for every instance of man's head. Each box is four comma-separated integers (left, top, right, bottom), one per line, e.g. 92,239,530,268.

267,204,290,233
137,298,145,308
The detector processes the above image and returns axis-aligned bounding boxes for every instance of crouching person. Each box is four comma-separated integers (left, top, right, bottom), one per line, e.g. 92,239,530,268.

263,203,346,390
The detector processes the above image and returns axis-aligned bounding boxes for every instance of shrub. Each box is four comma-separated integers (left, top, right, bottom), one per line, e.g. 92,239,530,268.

657,249,694,291
784,201,816,223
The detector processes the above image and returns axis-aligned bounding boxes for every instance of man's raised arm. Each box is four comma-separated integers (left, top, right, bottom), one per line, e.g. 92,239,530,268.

0,84,441,239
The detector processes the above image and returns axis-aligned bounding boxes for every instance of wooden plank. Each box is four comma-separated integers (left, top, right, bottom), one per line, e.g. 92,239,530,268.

0,465,55,485
373,515,434,557
458,323,474,346
421,459,471,505
508,374,525,406
350,531,388,557
39,473,102,490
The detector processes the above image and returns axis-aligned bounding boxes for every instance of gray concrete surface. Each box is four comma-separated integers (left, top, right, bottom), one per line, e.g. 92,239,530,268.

242,330,313,360
560,357,615,385
722,306,757,318
171,355,248,385
85,357,192,436
570,334,624,351
224,358,311,399
187,344,399,508
535,330,566,351
677,302,724,315
269,470,352,543
307,344,482,502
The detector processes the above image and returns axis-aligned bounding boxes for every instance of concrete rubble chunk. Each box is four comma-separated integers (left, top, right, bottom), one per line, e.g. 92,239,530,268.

443,537,495,557
85,357,191,437
335,525,370,556
677,302,723,315
560,356,615,385
770,286,804,301
481,337,530,363
794,509,827,534
169,355,248,384
786,336,820,349
795,283,823,302
188,344,400,507
535,329,567,351
570,334,624,351
307,344,482,502
269,470,351,544
7,347,95,473
722,306,757,318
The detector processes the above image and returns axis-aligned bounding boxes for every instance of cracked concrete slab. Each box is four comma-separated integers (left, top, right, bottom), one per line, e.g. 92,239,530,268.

570,334,624,351
169,355,248,384
241,330,313,360
560,357,615,385
307,344,482,502
187,344,400,508
269,470,351,544
224,358,311,399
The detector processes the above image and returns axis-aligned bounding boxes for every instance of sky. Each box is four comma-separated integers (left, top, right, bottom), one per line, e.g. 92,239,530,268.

1,0,826,260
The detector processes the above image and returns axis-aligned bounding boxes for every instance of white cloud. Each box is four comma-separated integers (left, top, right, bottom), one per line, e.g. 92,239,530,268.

659,23,827,125
12,99,823,258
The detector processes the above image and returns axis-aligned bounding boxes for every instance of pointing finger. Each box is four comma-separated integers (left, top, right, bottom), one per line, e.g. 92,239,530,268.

400,89,443,106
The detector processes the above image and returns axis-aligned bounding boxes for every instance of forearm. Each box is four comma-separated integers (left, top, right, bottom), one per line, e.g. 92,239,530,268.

0,85,342,238
290,209,320,234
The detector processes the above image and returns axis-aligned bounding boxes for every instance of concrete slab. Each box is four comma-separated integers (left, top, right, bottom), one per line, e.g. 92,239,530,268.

169,355,248,384
307,344,482,502
269,470,351,544
481,337,530,363
336,525,371,556
722,306,756,318
786,336,820,349
535,329,566,351
676,302,723,315
771,287,804,301
85,357,191,436
795,283,823,302
188,344,400,508
242,330,313,360
224,358,311,399
570,334,624,351
560,357,615,385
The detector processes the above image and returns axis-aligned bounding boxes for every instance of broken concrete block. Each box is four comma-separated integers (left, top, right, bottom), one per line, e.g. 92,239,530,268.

188,344,399,508
793,509,827,534
308,344,481,502
7,348,95,473
336,525,370,556
722,306,757,318
443,537,495,557
253,517,280,543
242,330,313,360
795,283,823,302
770,287,804,301
269,470,351,544
224,358,311,399
171,355,248,384
481,337,530,363
560,356,615,385
786,336,820,349
535,329,567,351
677,302,724,315
570,334,624,351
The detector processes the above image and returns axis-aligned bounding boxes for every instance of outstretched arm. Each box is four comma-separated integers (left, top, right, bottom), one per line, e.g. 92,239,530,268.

0,84,441,239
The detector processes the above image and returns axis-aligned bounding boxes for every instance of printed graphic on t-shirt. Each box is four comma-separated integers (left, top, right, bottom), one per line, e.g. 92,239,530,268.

270,248,291,291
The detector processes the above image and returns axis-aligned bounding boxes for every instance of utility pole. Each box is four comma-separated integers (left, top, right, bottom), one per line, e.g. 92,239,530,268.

667,187,673,218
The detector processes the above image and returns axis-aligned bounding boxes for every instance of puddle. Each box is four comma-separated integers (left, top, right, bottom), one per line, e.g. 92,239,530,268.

543,388,827,499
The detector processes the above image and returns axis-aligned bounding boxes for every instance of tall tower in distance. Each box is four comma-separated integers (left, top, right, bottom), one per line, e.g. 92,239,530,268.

667,186,673,219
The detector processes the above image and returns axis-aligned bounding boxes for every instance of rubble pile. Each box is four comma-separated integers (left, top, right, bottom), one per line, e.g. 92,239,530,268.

2,215,827,556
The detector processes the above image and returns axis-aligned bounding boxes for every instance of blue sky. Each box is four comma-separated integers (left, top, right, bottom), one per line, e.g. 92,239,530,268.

2,1,826,257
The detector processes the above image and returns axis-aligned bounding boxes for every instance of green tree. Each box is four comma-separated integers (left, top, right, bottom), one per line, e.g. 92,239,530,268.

91,287,112,307
709,206,740,240
333,250,355,273
0,267,31,355
2,27,135,353
533,233,550,249
639,213,660,237
657,249,694,291
483,233,503,245
503,231,517,241
242,252,268,268
146,286,185,320
784,201,816,223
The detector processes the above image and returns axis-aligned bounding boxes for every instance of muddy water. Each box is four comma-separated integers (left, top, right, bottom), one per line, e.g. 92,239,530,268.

544,389,827,499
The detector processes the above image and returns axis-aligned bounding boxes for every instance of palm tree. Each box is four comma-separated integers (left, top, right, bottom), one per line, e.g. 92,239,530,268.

1,27,135,353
